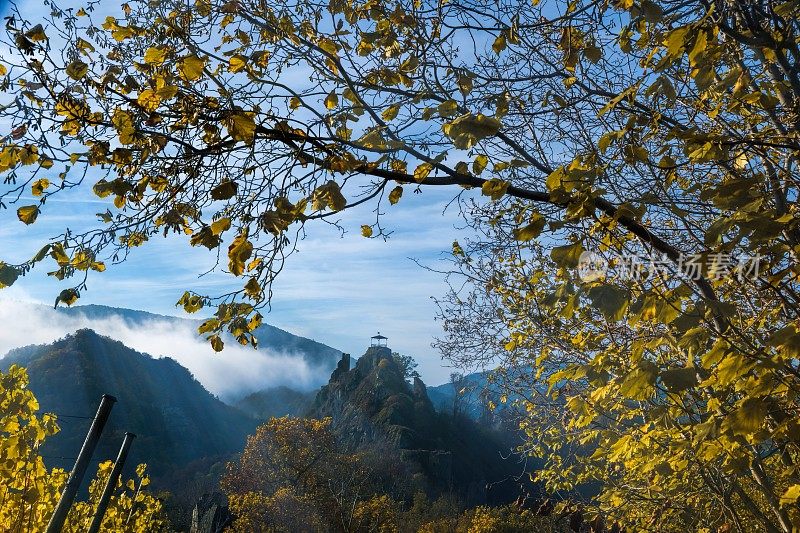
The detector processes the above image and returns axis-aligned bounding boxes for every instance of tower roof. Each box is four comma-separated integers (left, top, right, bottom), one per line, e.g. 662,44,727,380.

371,333,388,340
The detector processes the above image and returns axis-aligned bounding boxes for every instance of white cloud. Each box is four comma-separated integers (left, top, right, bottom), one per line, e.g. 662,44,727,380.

0,299,330,400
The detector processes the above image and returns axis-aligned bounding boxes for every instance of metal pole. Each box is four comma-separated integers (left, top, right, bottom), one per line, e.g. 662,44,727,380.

87,432,136,533
46,394,116,533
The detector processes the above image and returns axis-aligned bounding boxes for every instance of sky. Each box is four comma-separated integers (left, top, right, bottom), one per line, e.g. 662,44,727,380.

0,178,473,387
0,0,480,386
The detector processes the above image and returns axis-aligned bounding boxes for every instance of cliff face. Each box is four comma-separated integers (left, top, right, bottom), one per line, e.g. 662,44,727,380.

311,346,439,451
309,347,525,505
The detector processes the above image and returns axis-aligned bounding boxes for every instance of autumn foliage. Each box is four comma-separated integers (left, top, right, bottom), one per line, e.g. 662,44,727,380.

0,0,799,531
0,365,168,532
221,416,565,532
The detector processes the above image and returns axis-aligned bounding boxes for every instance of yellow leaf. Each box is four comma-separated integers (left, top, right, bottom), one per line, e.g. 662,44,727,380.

177,291,203,313
361,225,373,237
57,288,79,306
550,241,584,268
481,178,509,201
357,130,387,149
18,145,39,165
248,312,262,330
211,180,238,200
513,215,545,242
252,50,270,67
156,84,178,100
457,74,473,96
545,166,566,191
318,38,339,56
726,398,766,436
229,54,248,73
618,361,658,400
112,26,136,42
688,30,707,66
179,55,206,80
65,60,89,80
437,100,459,117
244,277,261,298
190,227,221,249
31,178,49,196
226,113,256,142
382,104,400,121
492,33,507,54
442,113,502,149
390,159,407,173
210,335,224,352
0,64,6,76
665,27,689,58
388,186,403,205
143,46,168,66
659,367,698,392
25,24,47,42
780,485,800,507
583,45,602,63
0,263,20,288
50,243,70,265
598,131,623,153
137,89,160,112
715,352,754,386
112,108,136,144
587,284,629,321
473,154,488,174
315,181,346,211
324,90,338,110
198,318,219,334
228,231,253,276
289,96,301,110
210,217,231,235
413,162,433,182
17,205,39,225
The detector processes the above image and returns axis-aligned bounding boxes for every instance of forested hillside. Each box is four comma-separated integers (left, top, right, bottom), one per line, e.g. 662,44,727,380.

2,330,256,482
235,386,315,419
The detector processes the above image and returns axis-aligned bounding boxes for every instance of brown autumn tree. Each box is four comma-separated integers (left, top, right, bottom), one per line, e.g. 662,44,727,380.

221,416,401,532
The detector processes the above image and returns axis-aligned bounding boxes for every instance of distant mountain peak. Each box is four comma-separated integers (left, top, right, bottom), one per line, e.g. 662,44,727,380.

65,328,131,347
56,303,344,373
309,346,523,504
311,346,438,451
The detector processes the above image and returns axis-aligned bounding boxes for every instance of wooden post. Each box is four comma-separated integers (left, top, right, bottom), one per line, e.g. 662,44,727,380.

87,432,136,533
46,394,116,533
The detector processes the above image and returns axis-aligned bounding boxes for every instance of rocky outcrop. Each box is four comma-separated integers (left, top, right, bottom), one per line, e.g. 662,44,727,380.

311,347,439,451
190,493,231,533
309,346,530,506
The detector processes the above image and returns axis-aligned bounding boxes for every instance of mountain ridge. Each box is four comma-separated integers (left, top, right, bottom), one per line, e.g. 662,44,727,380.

56,303,344,371
1,329,256,485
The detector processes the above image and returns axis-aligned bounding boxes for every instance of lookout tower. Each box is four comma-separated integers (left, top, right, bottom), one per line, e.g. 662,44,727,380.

370,332,388,347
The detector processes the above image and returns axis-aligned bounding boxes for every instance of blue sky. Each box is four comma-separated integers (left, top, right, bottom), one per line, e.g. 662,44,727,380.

0,181,472,385
0,0,490,386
